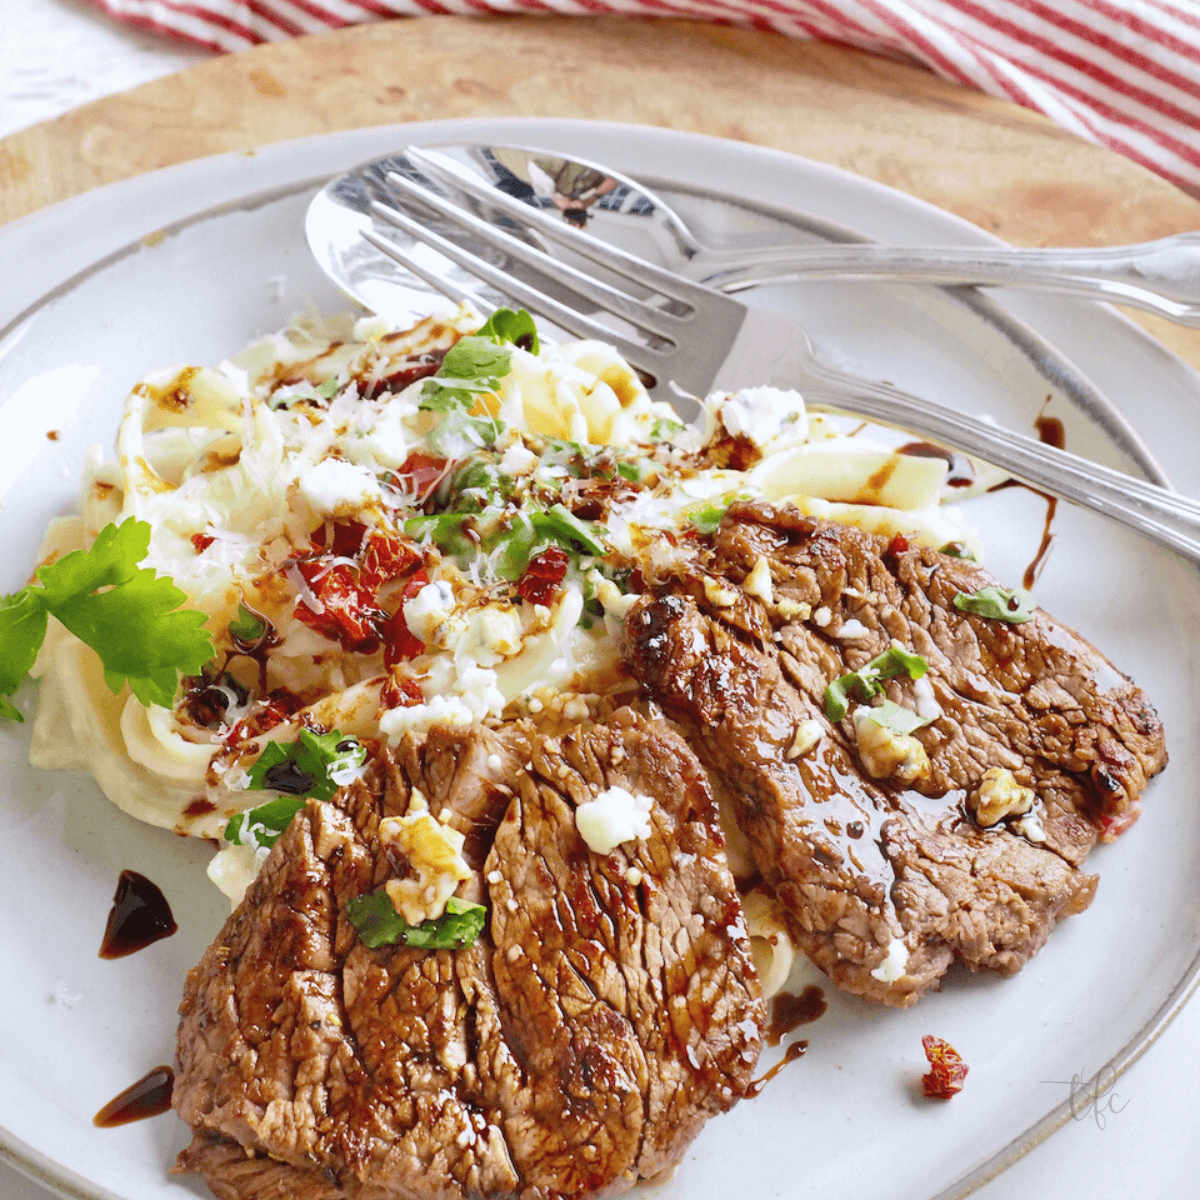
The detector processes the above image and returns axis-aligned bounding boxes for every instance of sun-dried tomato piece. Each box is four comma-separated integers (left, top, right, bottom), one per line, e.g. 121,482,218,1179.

191,532,215,553
886,534,910,558
294,561,388,653
517,547,570,607
381,674,425,710
921,1035,969,1099
384,569,429,667
371,350,445,397
360,527,421,589
395,451,449,503
309,519,368,559
225,689,302,743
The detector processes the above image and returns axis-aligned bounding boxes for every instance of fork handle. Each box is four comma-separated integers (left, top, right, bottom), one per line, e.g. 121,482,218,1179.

800,365,1200,565
703,233,1200,327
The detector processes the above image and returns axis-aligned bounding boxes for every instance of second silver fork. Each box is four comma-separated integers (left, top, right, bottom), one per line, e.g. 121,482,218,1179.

356,146,1200,567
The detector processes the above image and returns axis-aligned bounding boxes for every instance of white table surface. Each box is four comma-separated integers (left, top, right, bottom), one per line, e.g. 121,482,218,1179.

3,4,1200,1199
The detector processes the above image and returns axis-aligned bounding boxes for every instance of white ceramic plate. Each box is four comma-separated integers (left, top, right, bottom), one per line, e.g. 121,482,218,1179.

2,119,1200,1200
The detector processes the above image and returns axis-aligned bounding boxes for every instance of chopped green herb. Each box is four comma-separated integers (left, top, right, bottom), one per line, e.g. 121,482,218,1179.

405,512,476,556
316,378,340,400
824,645,929,722
616,459,654,483
860,698,929,735
476,307,540,354
347,891,487,950
229,603,266,645
245,728,367,804
953,585,1035,624
650,417,685,443
493,511,539,580
686,498,733,535
938,541,976,561
530,504,608,557
0,518,213,719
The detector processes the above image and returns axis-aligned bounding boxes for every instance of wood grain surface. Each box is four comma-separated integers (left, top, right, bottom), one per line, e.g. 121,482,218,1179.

2,15,1198,365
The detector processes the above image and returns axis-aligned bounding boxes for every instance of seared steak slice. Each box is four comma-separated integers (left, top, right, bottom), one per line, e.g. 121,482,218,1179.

623,501,1166,1007
174,715,763,1200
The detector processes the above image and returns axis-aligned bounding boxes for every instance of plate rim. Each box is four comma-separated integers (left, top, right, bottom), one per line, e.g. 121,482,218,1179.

1,115,1197,1200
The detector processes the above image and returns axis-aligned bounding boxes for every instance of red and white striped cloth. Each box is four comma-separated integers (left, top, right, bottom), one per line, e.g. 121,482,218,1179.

85,0,1200,192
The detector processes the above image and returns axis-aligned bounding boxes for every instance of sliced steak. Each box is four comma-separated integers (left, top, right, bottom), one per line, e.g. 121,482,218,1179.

174,714,764,1200
623,501,1166,1007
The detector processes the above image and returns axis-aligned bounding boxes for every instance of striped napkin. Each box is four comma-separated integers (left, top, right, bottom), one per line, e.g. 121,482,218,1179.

85,0,1200,192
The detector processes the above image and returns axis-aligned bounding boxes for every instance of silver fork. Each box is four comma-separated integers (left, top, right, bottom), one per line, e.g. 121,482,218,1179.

359,146,1200,566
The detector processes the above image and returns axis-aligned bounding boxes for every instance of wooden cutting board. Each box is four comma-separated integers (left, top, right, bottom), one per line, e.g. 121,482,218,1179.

2,15,1199,367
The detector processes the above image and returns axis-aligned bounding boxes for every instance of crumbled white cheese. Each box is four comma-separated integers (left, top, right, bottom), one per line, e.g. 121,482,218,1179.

404,579,457,645
786,719,825,760
703,577,740,608
299,458,382,515
870,937,909,983
379,809,472,925
593,574,637,620
972,767,1036,827
486,753,503,773
777,598,812,621
913,676,943,722
852,707,930,784
812,605,832,627
711,387,808,455
743,555,774,604
499,442,537,476
575,786,654,855
1014,812,1047,843
838,618,870,640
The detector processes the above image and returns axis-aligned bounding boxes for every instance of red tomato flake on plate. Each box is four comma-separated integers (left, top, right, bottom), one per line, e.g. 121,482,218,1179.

886,534,910,558
517,547,570,607
921,1035,968,1099
191,532,215,553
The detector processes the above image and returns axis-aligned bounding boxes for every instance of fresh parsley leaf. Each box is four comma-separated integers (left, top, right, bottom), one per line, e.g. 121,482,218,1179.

440,335,513,384
347,891,487,951
0,518,214,718
419,379,489,414
476,307,539,354
246,728,367,804
426,410,504,454
0,591,49,721
860,698,929,735
953,585,1035,624
824,645,929,722
224,794,307,851
229,603,266,645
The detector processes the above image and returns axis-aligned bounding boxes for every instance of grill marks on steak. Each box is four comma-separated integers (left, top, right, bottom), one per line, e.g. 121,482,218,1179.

174,715,764,1200
623,502,1166,1007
